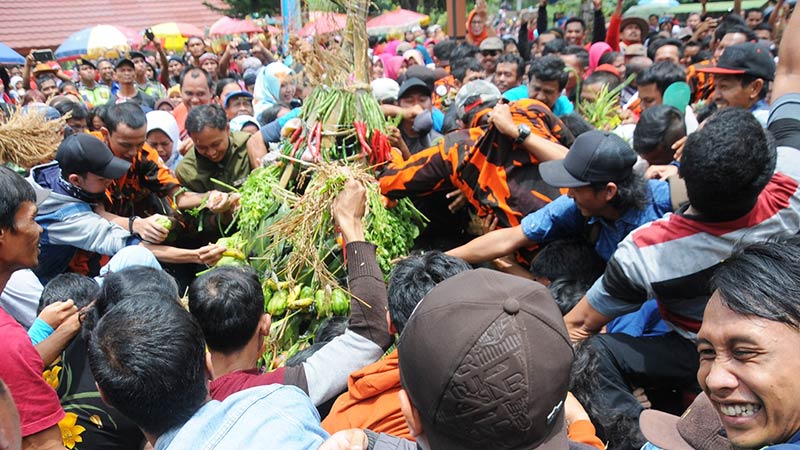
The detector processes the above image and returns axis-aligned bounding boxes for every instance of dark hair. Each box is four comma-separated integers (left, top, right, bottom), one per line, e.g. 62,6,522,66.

637,61,686,95
583,70,622,92
528,55,569,90
259,104,287,126
87,104,108,131
738,74,770,100
716,23,757,43
83,265,178,337
39,273,99,313
563,45,590,70
745,8,764,18
559,113,595,137
387,251,470,334
58,81,77,94
179,66,213,91
547,27,565,40
0,166,36,231
185,103,228,134
648,38,685,60
542,38,567,56
633,105,686,157
433,40,456,61
712,236,800,329
549,278,594,315
52,100,88,121
451,58,484,83
564,17,586,31
754,22,772,32
87,297,208,436
188,266,263,354
680,108,775,220
530,237,605,292
497,53,525,79
597,51,621,67
214,77,240,98
502,38,521,56
590,172,649,212
104,102,146,134
450,43,480,62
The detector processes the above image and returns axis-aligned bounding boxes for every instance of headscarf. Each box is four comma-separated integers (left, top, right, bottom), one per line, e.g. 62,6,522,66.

253,69,282,116
465,7,495,46
403,49,425,67
588,42,613,76
146,110,181,170
383,40,402,59
381,54,405,80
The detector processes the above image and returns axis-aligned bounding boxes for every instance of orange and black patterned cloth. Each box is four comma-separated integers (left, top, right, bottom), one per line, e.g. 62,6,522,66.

379,99,575,231
687,58,716,104
98,137,180,217
433,74,459,110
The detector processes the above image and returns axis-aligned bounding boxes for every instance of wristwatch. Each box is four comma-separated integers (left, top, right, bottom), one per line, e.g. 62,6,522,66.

515,124,531,146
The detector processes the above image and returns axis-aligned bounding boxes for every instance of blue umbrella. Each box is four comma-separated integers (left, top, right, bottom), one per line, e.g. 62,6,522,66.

0,43,25,65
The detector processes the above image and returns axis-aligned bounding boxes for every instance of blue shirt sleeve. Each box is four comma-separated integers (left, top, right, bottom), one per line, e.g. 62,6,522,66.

647,179,673,216
520,194,585,243
432,108,444,133
27,318,54,345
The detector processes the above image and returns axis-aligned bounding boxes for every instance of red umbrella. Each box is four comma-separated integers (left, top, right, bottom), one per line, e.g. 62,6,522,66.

209,17,262,36
298,14,347,37
367,9,430,36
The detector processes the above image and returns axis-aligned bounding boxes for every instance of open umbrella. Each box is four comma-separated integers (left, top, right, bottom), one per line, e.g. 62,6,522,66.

367,9,431,36
55,25,135,61
0,43,25,65
209,17,262,36
148,22,204,51
298,13,347,37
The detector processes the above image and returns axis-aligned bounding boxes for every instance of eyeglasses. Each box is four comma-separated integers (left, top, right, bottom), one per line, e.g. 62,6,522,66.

481,50,500,57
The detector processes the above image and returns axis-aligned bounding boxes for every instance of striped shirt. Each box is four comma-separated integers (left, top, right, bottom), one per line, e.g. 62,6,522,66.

587,94,800,339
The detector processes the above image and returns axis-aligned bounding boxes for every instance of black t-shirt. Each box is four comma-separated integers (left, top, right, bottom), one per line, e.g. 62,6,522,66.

51,333,145,450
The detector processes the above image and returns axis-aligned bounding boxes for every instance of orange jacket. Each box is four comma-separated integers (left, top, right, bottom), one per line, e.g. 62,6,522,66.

322,350,413,440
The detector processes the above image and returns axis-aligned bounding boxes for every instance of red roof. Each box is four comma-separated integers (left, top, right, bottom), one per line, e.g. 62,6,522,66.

1,0,227,51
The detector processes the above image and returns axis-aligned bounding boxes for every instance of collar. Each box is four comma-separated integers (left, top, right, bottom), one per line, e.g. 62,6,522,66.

750,98,769,112
586,205,642,228
56,175,107,203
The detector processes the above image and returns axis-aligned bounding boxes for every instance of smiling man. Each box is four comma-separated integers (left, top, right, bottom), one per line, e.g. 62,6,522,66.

698,237,800,449
176,103,256,194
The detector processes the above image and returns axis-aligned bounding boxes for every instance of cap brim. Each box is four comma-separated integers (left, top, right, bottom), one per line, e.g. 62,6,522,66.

540,160,591,188
695,67,747,76
640,409,695,450
98,156,131,179
35,188,51,206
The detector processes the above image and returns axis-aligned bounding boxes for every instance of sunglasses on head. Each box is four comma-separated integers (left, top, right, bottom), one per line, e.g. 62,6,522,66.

482,50,500,57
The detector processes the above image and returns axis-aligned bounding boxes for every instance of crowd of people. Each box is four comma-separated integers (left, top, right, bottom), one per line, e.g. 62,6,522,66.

1,0,800,449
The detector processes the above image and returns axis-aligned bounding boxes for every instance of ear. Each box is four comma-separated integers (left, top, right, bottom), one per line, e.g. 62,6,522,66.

204,350,215,380
259,313,272,338
748,78,765,99
386,310,397,335
100,127,110,143
67,173,83,186
604,182,618,202
399,389,424,438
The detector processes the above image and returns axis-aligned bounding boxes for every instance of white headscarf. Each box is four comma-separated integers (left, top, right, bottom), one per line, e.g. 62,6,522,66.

146,110,181,170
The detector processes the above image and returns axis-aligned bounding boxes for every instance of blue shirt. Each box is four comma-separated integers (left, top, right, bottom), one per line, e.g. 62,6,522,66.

766,430,800,449
155,384,328,450
552,95,574,117
520,179,672,261
503,85,530,102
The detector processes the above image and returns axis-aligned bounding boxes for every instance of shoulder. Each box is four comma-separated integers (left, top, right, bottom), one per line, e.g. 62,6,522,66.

230,131,253,149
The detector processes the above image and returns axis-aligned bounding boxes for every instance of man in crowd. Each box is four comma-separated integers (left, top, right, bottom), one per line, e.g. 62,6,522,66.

636,61,687,111
222,90,255,121
479,37,503,80
87,288,329,450
528,55,573,116
108,57,155,109
494,54,528,100
0,166,69,449
96,58,119,95
173,67,215,138
130,51,167,100
650,38,684,65
76,58,111,107
632,105,687,180
745,8,764,28
393,78,442,156
698,42,774,126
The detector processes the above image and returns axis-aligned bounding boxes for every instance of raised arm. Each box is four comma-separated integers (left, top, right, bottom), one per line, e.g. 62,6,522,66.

537,0,548,35
489,103,569,161
592,0,607,43
771,0,800,101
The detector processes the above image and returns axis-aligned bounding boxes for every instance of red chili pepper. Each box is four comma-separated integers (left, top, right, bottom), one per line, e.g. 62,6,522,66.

290,124,302,143
354,121,372,161
315,122,322,160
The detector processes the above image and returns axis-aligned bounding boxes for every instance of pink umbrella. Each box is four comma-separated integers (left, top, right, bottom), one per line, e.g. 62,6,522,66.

367,9,430,36
298,14,347,37
209,17,262,36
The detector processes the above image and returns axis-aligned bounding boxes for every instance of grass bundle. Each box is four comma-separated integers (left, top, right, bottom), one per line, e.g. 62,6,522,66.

0,108,66,169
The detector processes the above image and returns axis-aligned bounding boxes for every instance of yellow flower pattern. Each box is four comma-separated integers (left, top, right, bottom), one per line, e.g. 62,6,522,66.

42,365,62,390
58,412,86,449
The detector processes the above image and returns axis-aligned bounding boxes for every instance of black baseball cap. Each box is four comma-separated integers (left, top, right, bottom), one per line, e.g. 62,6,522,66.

397,77,431,99
76,58,96,69
697,42,776,81
115,58,134,70
56,134,131,179
129,51,147,61
540,130,637,188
